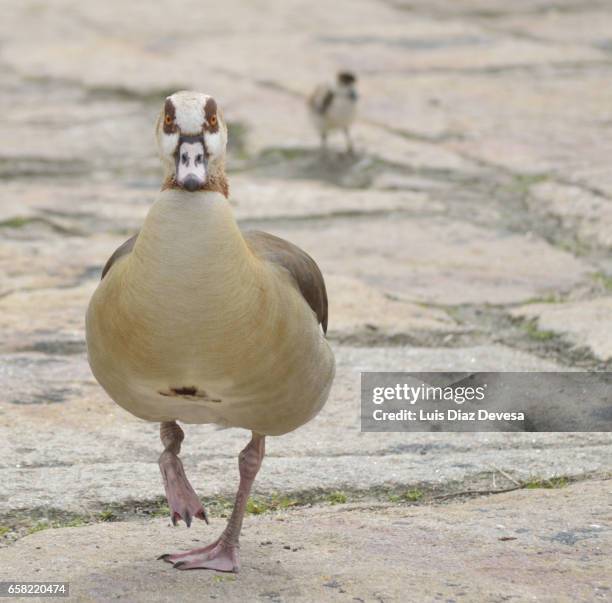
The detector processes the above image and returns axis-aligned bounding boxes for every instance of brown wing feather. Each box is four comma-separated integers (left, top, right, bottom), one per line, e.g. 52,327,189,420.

101,234,138,279
243,230,329,334
308,85,334,115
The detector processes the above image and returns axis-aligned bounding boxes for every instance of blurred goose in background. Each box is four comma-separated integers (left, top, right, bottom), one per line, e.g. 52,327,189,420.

86,90,335,572
308,71,358,154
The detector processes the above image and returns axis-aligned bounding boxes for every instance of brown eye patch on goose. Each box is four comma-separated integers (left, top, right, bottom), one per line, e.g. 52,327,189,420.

163,99,177,134
204,97,219,133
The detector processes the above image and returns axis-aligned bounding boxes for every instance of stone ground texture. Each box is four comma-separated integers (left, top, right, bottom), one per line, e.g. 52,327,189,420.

1,0,611,601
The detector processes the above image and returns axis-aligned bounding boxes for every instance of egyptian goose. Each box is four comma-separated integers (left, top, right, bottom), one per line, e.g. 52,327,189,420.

86,91,335,572
308,71,358,153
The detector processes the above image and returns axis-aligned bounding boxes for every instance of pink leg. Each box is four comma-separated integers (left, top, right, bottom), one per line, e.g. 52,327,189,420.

160,432,265,572
158,422,207,527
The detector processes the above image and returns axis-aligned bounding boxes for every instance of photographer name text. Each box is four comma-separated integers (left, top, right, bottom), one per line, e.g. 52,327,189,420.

372,408,525,422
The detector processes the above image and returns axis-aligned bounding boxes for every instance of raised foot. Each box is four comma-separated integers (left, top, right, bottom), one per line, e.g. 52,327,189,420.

159,538,239,572
159,450,208,527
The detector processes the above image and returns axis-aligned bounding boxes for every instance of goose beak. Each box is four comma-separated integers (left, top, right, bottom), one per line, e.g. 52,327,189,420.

175,136,207,192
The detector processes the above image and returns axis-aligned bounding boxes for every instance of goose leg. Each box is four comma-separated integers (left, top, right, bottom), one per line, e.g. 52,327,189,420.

343,128,354,155
320,131,328,152
160,432,265,572
158,421,207,527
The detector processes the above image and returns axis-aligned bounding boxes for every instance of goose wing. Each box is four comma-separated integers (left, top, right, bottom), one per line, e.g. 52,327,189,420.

101,234,138,279
243,230,329,334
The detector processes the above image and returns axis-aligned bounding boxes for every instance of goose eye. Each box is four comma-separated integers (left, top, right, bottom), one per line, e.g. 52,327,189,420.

209,114,217,127
164,115,173,126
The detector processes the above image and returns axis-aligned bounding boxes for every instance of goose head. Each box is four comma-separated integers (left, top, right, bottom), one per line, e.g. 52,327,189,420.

337,71,358,101
156,91,228,195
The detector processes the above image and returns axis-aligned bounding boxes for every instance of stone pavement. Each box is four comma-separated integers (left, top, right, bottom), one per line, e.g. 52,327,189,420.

1,0,611,601
1,481,610,602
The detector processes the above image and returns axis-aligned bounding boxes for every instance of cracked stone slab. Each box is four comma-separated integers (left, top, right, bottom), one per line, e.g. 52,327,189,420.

496,8,612,47
0,481,610,602
396,0,604,18
0,182,153,234
365,68,612,197
325,275,460,340
265,215,590,305
511,297,612,361
1,179,438,242
528,181,612,250
0,234,124,296
3,0,604,86
1,345,610,514
0,72,157,174
439,70,612,196
232,178,440,221
0,282,95,354
242,122,486,178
